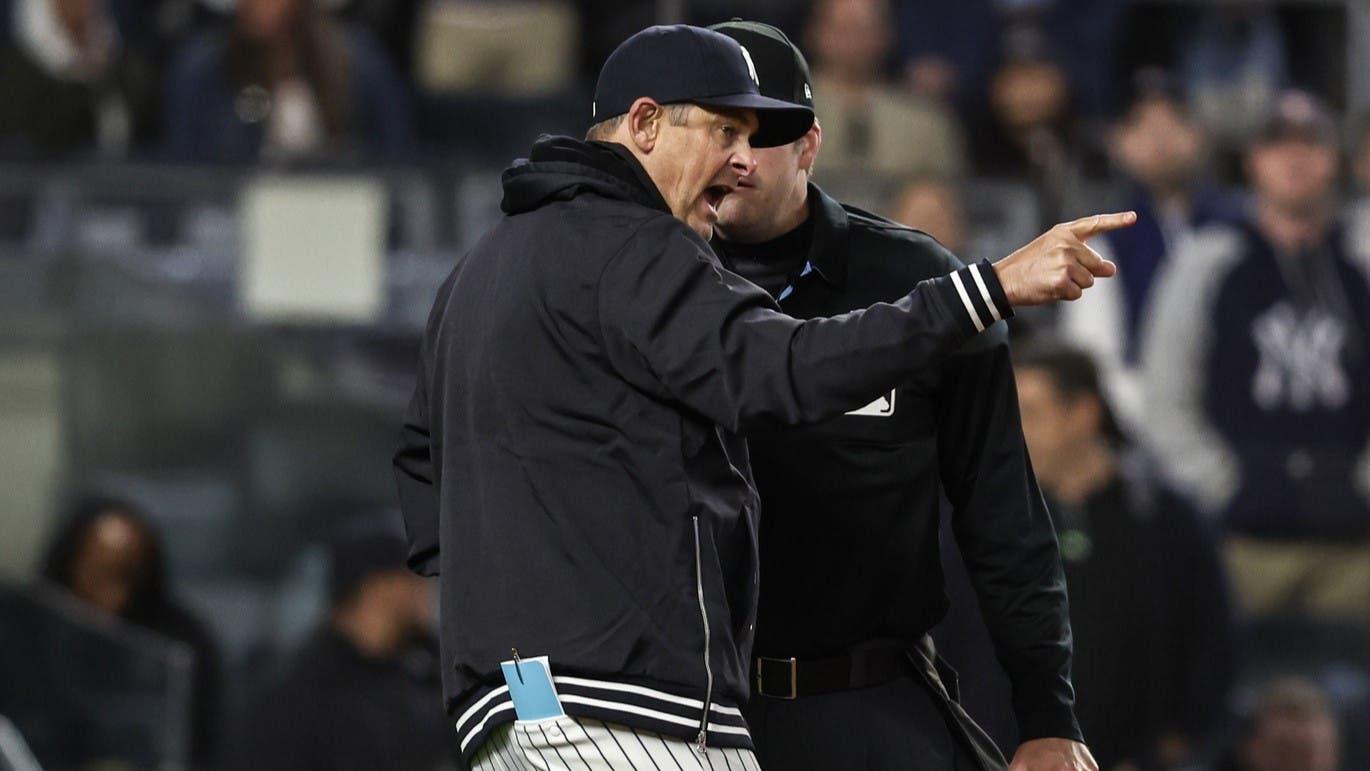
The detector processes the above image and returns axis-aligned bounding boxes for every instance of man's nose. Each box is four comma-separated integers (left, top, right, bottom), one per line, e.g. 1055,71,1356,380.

730,150,757,178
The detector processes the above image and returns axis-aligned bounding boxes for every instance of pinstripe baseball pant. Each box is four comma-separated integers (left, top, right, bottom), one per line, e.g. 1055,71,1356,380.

469,716,763,771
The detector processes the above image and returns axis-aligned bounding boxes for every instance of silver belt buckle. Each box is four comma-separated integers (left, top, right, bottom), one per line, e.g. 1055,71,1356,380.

755,656,798,700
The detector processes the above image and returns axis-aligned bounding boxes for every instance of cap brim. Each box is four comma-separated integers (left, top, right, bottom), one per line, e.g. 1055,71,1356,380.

693,92,815,148
1254,123,1338,147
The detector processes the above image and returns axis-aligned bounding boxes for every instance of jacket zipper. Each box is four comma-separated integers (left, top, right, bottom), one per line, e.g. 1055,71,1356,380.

691,515,713,753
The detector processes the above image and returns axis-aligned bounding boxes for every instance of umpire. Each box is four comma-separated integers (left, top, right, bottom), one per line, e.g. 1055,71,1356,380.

709,21,1098,771
395,23,1127,770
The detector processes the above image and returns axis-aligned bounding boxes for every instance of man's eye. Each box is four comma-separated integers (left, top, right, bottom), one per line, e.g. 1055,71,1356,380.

721,125,737,139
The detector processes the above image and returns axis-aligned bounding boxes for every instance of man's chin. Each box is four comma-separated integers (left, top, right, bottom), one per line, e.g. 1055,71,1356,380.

686,217,714,240
715,197,764,230
712,213,766,242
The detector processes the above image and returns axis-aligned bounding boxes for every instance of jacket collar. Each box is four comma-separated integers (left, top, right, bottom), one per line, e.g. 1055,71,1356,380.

803,183,849,290
598,141,673,214
500,136,672,216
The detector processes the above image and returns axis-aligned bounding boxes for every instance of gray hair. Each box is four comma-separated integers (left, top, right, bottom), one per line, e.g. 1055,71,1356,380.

586,103,693,141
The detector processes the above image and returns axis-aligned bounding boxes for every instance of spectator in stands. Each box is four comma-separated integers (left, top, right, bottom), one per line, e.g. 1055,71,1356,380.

40,495,221,764
893,0,995,111
1059,70,1239,432
1180,7,1287,154
0,0,159,157
1355,116,1370,194
887,176,968,255
104,0,196,61
1219,678,1340,771
227,522,450,771
337,0,419,76
804,0,965,181
1141,90,1370,619
1015,341,1234,770
163,0,412,162
895,0,1127,124
1347,115,1370,234
973,9,1081,226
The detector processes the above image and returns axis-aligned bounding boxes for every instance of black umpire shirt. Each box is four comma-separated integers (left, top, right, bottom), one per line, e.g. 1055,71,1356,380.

713,185,1084,743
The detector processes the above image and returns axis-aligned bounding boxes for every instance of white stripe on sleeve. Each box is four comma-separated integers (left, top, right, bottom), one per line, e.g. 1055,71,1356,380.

968,264,1002,322
949,270,985,332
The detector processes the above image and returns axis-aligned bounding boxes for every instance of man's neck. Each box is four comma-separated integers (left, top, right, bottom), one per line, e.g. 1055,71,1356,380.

1150,185,1192,219
1256,197,1330,254
1045,441,1116,506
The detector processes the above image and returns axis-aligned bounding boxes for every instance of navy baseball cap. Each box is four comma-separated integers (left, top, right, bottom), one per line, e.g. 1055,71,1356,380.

592,25,814,148
709,20,814,112
1254,90,1338,147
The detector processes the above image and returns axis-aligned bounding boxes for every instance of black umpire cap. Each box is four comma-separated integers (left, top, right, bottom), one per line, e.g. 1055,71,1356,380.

592,24,814,148
710,19,815,113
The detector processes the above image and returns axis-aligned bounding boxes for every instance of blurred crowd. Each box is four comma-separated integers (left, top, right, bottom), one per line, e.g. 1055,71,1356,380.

2,0,1370,770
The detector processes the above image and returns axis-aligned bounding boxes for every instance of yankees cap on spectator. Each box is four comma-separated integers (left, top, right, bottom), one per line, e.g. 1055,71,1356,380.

592,24,814,147
1254,89,1338,146
710,19,815,112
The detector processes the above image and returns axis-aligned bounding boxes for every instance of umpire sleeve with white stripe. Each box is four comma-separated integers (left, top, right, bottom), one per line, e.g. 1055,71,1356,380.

597,217,1012,432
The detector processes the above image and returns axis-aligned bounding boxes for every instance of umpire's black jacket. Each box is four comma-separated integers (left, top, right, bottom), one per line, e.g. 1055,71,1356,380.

714,186,1082,745
392,136,1012,762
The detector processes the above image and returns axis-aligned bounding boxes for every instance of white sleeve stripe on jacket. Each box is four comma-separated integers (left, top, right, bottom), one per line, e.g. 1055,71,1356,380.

949,269,985,332
969,263,1002,323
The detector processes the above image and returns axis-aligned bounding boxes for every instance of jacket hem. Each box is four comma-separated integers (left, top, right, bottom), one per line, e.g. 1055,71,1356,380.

453,675,753,761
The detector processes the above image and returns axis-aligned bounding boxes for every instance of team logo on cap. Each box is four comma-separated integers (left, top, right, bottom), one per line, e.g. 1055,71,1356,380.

740,45,760,87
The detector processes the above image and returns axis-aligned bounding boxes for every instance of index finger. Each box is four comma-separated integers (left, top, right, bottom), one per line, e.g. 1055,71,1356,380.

1064,211,1137,240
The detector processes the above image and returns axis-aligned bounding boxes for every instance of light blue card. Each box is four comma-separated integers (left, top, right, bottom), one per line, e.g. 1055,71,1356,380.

500,655,565,721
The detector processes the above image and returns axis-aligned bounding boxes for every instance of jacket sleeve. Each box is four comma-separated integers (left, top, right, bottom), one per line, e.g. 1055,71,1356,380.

393,347,441,577
935,324,1083,744
393,271,459,578
597,219,1012,432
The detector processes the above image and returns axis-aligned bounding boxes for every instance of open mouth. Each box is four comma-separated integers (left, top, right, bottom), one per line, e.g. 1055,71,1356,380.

702,184,733,217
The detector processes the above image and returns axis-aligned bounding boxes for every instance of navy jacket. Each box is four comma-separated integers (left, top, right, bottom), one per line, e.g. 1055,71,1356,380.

1141,215,1370,537
393,136,1011,762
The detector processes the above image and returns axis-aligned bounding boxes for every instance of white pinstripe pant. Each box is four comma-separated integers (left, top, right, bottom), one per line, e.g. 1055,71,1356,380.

469,716,763,771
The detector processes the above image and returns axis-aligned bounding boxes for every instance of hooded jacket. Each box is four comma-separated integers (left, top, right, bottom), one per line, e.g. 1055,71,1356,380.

393,136,1013,762
1140,215,1370,537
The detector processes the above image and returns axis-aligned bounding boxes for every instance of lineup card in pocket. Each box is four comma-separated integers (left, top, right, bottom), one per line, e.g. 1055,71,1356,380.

500,655,566,721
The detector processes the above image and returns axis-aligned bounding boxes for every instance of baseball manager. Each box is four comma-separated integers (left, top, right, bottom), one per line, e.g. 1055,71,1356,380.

394,24,1131,770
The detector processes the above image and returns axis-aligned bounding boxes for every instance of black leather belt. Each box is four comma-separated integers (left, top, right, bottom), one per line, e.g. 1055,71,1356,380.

753,641,913,699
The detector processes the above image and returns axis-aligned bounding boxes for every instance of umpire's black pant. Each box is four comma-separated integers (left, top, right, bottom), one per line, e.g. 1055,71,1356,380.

743,644,1007,770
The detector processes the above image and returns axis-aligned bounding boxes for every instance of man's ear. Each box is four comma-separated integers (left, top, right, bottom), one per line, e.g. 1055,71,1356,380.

798,119,822,174
627,98,664,153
